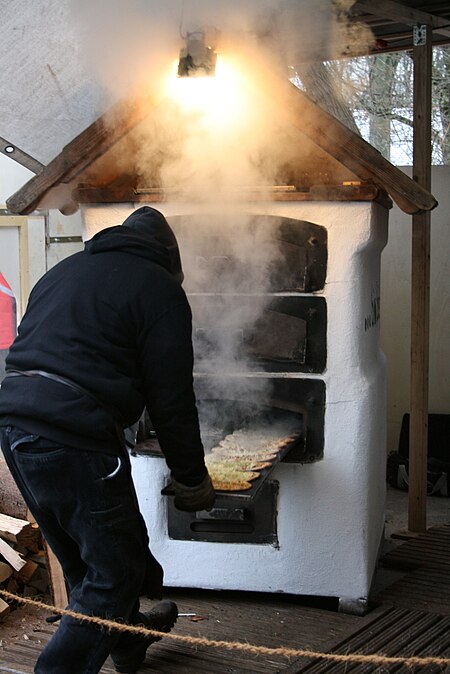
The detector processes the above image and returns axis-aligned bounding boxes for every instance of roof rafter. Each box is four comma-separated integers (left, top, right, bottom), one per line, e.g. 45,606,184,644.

354,0,450,38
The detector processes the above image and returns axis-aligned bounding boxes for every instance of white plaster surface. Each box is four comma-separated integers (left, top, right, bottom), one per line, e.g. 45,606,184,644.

381,166,450,451
0,155,34,207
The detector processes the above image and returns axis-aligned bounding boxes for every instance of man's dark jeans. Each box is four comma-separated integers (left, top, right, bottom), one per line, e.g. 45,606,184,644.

0,425,164,674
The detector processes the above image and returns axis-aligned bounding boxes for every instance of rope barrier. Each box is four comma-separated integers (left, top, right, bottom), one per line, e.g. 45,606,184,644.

1,588,450,668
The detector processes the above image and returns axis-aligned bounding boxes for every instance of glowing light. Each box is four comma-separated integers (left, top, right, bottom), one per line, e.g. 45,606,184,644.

164,56,251,131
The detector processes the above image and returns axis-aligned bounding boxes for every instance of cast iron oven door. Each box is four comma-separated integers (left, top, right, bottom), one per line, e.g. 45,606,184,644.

168,215,327,294
167,480,279,545
191,296,326,374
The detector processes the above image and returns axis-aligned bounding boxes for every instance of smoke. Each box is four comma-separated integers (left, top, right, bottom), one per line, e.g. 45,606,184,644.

272,0,373,64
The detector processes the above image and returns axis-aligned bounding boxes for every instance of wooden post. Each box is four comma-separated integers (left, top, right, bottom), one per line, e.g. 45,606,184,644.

408,25,432,532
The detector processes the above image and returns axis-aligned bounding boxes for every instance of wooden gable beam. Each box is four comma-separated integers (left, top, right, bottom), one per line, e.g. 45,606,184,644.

6,91,158,215
244,60,437,215
355,0,450,39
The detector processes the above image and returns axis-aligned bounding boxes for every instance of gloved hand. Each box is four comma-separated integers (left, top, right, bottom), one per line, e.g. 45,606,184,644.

172,472,216,512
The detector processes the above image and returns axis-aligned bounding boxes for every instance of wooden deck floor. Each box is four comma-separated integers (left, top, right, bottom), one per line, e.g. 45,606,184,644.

2,524,450,673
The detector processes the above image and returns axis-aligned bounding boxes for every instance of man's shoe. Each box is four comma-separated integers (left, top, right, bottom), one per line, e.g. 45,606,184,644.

113,600,178,673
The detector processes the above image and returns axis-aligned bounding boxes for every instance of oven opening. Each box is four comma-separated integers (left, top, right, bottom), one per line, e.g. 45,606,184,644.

199,399,304,457
135,378,325,468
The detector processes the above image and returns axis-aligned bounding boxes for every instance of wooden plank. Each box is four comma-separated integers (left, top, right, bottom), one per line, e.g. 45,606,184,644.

408,24,432,534
0,590,386,674
374,568,450,615
74,182,389,206
291,609,450,674
309,183,383,202
381,525,450,571
355,0,450,39
43,541,67,609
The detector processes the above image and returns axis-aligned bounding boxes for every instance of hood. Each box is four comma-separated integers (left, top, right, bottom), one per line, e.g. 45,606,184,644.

85,207,184,283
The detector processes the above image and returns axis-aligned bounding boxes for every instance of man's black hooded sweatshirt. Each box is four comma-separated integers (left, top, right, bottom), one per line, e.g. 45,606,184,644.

0,207,207,486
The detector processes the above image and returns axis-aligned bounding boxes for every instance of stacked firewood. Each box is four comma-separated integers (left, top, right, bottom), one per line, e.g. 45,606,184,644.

0,460,51,619
0,512,50,619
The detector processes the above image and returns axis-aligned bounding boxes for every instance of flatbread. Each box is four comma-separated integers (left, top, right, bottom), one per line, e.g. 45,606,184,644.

210,479,253,492
206,461,259,481
205,426,299,492
210,449,278,462
205,454,260,490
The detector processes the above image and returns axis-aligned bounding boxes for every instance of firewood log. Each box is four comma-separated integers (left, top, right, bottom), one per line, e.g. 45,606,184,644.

16,559,39,585
0,513,41,551
0,537,26,572
0,597,10,620
0,561,13,583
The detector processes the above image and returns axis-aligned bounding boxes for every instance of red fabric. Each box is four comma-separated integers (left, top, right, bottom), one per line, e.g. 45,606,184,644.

0,272,16,349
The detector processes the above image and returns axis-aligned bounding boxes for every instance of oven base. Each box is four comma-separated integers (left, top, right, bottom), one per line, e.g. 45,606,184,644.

131,446,385,608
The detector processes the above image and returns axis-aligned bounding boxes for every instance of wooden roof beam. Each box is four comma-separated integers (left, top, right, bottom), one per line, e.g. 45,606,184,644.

354,0,450,39
6,91,158,215
243,58,437,214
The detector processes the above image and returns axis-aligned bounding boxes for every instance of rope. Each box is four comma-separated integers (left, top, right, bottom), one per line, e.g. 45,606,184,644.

1,588,450,668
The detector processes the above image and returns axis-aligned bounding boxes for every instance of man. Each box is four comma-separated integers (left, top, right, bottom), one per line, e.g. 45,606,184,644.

0,206,215,674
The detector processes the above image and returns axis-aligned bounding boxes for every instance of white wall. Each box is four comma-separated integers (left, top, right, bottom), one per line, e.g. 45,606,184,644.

0,154,34,205
0,155,83,290
381,166,450,451
0,156,46,318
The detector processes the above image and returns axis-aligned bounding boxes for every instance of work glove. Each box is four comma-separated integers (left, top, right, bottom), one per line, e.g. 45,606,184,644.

172,472,216,512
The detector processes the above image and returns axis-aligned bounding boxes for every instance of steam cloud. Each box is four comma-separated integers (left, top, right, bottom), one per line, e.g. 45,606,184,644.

70,0,371,435
168,211,285,377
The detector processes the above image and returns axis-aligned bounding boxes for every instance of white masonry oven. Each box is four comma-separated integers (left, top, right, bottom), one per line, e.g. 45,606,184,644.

82,197,388,614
